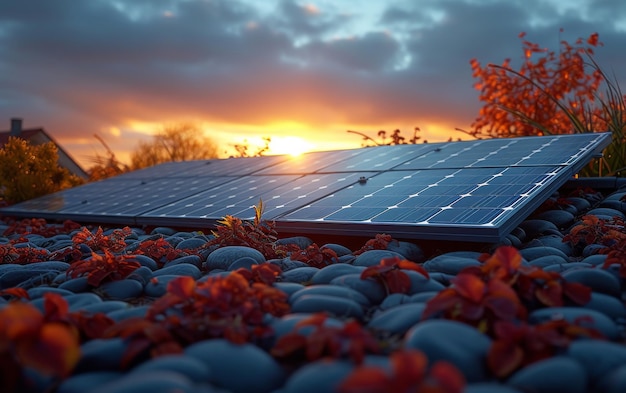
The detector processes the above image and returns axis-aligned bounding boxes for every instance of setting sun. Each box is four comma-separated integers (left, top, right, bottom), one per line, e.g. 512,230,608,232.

269,136,313,157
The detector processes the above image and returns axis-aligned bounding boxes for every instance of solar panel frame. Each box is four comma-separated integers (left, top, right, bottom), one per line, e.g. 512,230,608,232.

0,132,612,242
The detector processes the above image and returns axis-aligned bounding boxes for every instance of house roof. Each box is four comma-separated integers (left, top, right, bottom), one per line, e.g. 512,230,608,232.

0,128,44,145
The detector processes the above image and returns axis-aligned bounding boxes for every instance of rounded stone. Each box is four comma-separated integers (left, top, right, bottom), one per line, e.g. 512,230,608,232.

175,237,209,250
126,265,153,286
130,354,211,383
0,269,58,290
506,356,587,393
587,207,625,219
153,263,202,279
185,339,285,393
386,240,425,263
582,292,626,321
533,210,575,229
310,264,365,285
353,249,405,267
405,270,446,295
529,307,619,340
519,246,569,261
518,219,560,239
423,254,481,275
367,302,426,335
523,235,571,256
27,286,74,299
290,285,371,308
276,236,314,249
272,282,305,297
528,254,569,268
57,371,123,393
91,370,197,393
74,338,128,373
320,243,352,257
227,256,259,271
65,292,104,311
99,279,144,301
600,365,626,393
204,246,265,271
164,255,203,269
143,274,182,297
567,340,626,385
58,276,91,293
562,268,622,298
329,273,387,305
581,254,607,266
464,383,523,393
290,294,364,320
280,359,354,393
280,266,320,284
81,300,130,314
404,319,492,382
131,254,159,271
378,293,412,310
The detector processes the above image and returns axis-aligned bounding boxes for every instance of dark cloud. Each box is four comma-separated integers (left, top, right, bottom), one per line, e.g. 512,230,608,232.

0,0,625,166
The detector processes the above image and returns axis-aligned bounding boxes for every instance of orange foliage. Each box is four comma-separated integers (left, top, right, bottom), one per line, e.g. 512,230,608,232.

470,31,605,137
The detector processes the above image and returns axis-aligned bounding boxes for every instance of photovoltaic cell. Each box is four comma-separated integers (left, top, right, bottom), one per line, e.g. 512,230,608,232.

0,132,612,242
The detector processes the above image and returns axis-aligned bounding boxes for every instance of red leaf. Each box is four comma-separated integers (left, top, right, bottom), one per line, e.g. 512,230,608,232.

428,361,466,393
395,259,429,278
270,334,307,358
0,301,43,339
563,281,591,305
385,270,412,294
337,367,389,393
391,350,427,389
453,273,485,303
15,322,80,377
535,281,563,307
423,289,460,319
43,293,69,321
487,339,524,378
167,276,196,298
0,287,30,300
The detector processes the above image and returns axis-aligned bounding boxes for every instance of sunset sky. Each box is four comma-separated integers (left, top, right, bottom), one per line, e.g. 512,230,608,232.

1,0,626,169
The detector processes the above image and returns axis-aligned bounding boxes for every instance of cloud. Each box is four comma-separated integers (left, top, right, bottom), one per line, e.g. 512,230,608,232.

0,0,625,167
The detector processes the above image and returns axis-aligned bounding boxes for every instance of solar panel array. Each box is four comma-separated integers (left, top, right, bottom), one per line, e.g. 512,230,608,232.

0,133,611,241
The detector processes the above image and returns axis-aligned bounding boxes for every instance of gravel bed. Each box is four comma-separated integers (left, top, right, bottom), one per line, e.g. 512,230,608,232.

2,184,626,393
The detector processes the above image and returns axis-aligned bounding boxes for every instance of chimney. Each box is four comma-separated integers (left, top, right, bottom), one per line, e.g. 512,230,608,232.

10,118,22,136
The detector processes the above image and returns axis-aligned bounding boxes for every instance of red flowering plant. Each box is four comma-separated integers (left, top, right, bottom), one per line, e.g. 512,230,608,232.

337,349,466,393
2,218,81,237
467,246,591,309
288,243,339,268
67,249,141,287
563,215,626,249
422,272,526,334
487,319,604,378
205,200,295,260
72,226,132,252
0,292,115,390
271,313,380,365
360,256,430,295
235,262,283,285
0,243,49,264
353,233,394,256
134,237,183,266
106,271,290,366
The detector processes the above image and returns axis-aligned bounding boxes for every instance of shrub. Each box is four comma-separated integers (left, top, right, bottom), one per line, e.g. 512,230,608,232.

0,137,83,204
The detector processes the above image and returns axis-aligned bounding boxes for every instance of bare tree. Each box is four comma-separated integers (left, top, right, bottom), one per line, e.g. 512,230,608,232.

130,122,219,170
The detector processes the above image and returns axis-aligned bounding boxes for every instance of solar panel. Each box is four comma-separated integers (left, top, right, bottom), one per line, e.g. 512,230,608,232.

0,132,611,242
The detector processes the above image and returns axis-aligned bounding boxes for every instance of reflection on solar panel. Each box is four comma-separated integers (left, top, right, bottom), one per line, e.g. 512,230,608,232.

0,133,611,242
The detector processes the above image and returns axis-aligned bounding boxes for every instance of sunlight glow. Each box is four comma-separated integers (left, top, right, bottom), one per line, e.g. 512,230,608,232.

270,136,313,157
